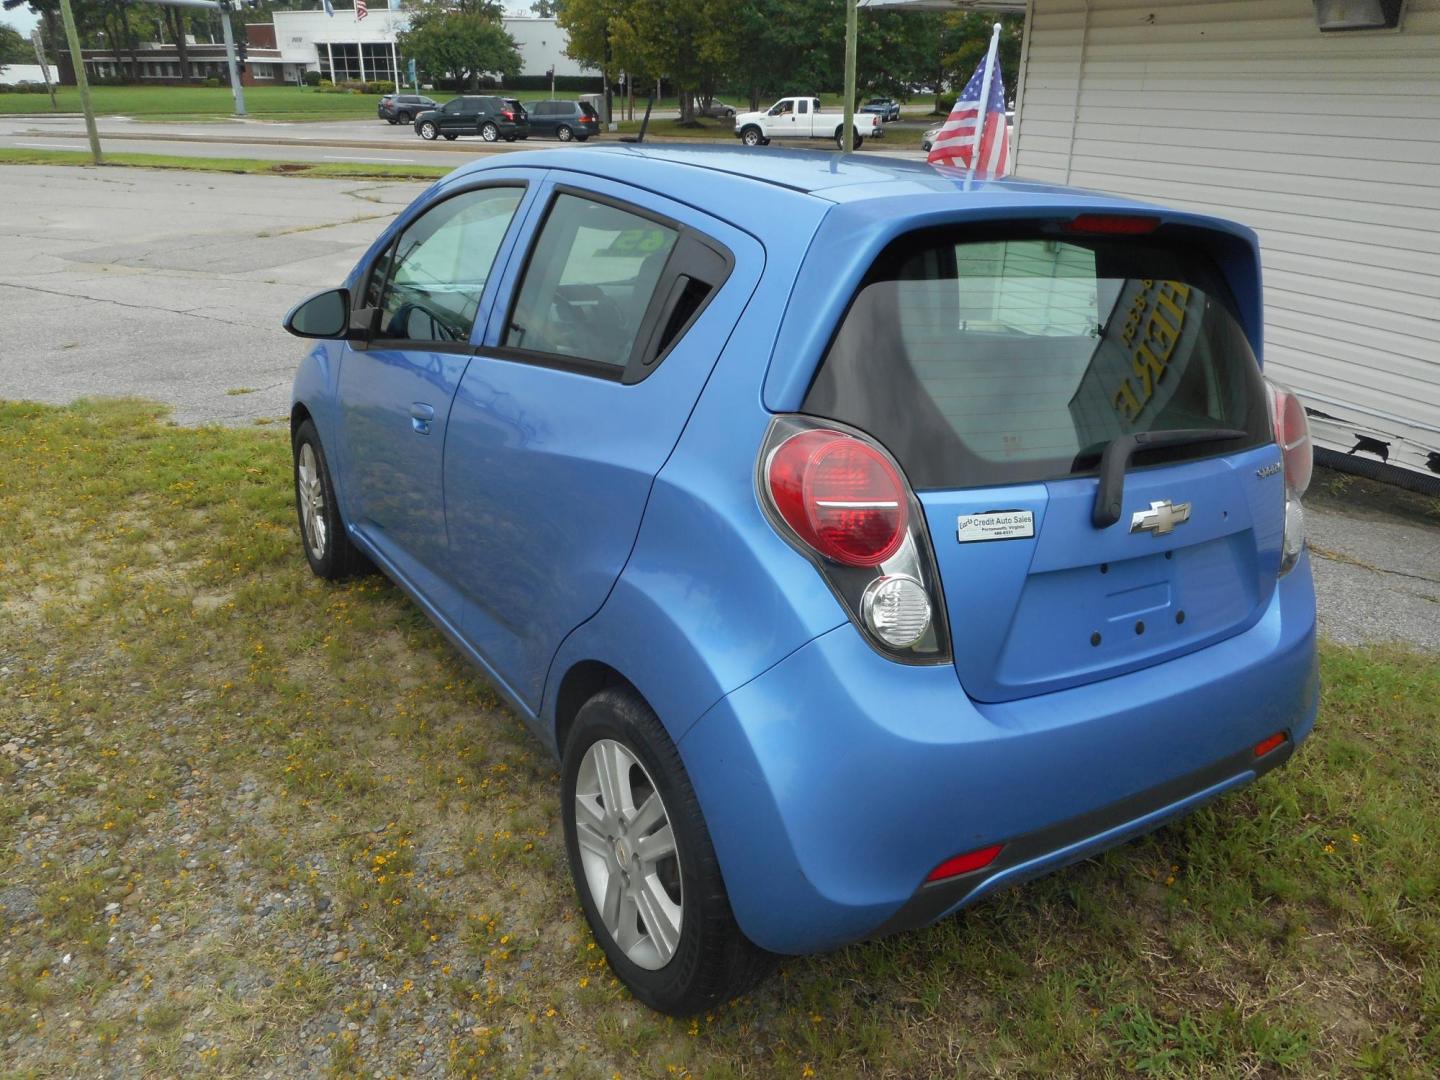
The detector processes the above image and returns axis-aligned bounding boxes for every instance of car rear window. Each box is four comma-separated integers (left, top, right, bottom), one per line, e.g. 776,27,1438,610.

802,231,1270,490
578,102,599,118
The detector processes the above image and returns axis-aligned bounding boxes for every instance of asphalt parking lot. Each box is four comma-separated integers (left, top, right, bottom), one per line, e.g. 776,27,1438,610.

2,163,1434,651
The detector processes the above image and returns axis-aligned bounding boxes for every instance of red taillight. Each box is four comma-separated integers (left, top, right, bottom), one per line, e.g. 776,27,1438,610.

926,844,1003,883
501,109,515,121
768,430,907,567
1268,383,1313,497
1064,214,1161,235
1254,732,1287,757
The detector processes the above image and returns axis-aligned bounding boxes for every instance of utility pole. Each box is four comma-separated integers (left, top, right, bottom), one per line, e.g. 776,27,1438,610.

841,0,857,152
56,0,102,163
30,28,58,112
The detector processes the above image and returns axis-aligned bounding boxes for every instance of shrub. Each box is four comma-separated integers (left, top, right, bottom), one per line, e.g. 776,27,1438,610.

304,69,322,87
0,81,51,94
366,80,395,94
205,75,223,88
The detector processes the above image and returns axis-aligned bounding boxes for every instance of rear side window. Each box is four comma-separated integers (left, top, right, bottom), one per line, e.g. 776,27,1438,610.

803,232,1270,489
504,193,678,369
579,102,599,118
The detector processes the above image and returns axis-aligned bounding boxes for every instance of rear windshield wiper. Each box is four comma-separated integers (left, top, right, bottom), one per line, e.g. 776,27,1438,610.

1088,429,1247,528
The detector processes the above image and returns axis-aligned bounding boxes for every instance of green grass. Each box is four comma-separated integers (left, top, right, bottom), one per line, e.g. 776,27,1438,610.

0,84,387,121
0,397,1436,1077
0,146,450,181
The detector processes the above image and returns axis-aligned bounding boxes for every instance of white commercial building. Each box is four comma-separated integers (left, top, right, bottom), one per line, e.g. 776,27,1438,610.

0,63,55,86
263,10,591,85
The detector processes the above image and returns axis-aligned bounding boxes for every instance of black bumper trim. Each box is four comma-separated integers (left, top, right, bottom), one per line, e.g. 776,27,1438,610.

870,736,1295,940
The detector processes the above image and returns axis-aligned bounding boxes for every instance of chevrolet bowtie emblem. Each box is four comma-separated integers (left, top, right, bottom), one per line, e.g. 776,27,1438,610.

1130,499,1192,536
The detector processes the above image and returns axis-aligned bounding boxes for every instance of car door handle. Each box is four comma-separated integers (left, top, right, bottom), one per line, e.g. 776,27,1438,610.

410,402,435,434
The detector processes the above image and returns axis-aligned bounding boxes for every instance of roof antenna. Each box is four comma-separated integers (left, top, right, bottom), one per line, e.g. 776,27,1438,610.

621,96,655,144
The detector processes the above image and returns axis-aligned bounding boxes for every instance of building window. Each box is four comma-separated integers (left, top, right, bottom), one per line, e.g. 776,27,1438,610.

253,64,274,80
361,41,395,83
330,42,361,82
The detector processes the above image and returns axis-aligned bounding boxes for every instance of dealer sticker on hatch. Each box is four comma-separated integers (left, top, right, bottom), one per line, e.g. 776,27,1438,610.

956,510,1035,543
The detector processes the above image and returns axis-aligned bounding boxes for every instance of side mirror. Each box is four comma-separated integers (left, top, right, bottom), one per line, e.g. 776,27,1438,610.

283,288,350,339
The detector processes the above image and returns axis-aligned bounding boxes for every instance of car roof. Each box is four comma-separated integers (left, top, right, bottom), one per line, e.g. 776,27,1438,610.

446,144,1184,210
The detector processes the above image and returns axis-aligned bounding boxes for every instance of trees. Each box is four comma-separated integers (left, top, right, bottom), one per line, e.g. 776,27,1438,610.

397,1,520,91
0,24,30,69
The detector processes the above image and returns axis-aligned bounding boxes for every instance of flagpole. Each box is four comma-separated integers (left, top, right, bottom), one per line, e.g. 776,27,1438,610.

968,22,1001,181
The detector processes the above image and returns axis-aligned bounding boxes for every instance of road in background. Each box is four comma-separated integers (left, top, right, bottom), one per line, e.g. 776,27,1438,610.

0,113,931,163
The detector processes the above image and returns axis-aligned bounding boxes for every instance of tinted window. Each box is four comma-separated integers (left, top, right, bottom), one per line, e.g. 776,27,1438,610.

803,233,1270,489
369,186,525,345
504,193,678,369
579,102,599,118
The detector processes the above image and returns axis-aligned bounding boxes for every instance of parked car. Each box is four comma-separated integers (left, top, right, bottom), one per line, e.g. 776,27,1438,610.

734,96,881,149
378,93,438,124
413,95,529,143
860,97,902,122
525,99,602,141
697,98,737,119
282,145,1319,1016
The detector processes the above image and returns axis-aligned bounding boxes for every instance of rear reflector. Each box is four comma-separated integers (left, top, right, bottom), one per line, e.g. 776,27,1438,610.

925,843,1003,884
1254,732,1287,758
1065,214,1161,235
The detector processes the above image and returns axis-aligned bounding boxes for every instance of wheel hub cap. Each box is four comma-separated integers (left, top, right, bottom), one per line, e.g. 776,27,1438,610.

573,739,683,970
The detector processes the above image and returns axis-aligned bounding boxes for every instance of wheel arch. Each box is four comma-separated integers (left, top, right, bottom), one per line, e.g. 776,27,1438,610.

553,660,644,758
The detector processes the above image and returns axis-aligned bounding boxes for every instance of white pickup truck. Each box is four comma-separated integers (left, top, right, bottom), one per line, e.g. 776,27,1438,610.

734,96,882,150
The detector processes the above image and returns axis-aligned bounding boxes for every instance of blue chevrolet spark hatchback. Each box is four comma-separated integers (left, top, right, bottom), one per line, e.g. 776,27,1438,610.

283,146,1319,1014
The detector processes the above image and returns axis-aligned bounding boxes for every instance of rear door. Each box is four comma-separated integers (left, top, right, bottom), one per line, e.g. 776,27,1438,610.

801,226,1280,702
442,174,763,709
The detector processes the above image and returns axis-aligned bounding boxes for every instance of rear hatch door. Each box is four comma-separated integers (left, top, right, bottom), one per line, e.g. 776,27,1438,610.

801,224,1283,702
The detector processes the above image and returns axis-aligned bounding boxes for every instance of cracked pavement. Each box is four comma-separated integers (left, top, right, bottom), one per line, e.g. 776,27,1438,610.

0,164,427,425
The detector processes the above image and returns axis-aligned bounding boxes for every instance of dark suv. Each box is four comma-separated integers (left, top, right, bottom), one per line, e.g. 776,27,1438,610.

525,99,602,141
414,96,530,143
378,93,438,124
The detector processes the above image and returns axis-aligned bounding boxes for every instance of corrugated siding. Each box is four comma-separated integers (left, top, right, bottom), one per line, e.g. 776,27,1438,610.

1014,0,1440,477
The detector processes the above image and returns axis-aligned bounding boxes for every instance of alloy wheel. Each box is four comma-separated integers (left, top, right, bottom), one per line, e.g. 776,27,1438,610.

573,738,683,970
296,441,327,561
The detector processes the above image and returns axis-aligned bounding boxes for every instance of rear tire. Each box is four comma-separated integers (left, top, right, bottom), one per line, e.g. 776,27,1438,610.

292,420,370,581
443,133,458,141
561,689,775,1016
480,121,499,142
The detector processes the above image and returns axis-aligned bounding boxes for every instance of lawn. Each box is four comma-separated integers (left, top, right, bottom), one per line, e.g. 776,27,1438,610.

1,399,1436,1078
0,146,450,181
0,84,388,122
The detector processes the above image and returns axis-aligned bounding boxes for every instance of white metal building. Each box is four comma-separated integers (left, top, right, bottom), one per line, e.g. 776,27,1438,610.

1010,0,1440,481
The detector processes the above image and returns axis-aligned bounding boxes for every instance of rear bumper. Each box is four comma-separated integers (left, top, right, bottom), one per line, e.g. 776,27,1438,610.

679,554,1319,955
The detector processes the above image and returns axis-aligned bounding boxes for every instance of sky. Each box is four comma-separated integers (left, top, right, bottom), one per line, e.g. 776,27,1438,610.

3,5,39,37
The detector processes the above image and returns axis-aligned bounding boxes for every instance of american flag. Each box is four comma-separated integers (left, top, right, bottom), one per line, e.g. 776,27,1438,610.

355,0,368,20
927,45,1009,176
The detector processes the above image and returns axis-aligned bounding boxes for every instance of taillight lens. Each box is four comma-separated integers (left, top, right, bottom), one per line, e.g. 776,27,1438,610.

1269,382,1313,497
501,109,515,121
760,417,950,662
1267,381,1313,576
768,430,906,567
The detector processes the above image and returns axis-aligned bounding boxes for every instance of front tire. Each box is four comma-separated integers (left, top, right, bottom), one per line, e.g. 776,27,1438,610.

561,689,773,1015
418,121,437,140
556,124,574,142
292,420,369,581
740,125,762,147
480,121,499,142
